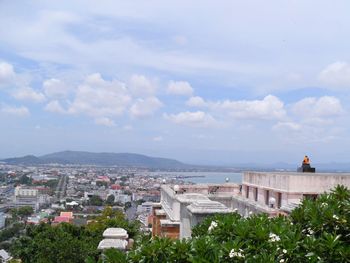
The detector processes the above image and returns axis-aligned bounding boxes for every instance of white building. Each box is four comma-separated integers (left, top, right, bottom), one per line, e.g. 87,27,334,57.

14,186,39,211
153,184,238,239
233,171,350,216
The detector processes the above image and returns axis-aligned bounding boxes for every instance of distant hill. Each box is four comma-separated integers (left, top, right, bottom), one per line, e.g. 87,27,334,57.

1,150,188,168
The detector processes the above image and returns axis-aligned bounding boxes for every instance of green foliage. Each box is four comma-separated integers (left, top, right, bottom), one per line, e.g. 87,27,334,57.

123,185,350,263
0,223,24,242
41,179,59,189
89,195,103,206
10,206,33,221
10,207,140,263
105,195,115,206
18,175,32,185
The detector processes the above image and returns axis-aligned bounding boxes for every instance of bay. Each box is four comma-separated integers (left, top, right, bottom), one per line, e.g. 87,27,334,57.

149,172,242,184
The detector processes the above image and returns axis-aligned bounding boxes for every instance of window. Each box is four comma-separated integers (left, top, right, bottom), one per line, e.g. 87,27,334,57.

303,194,318,201
277,192,282,208
265,190,270,205
254,188,258,201
246,186,249,198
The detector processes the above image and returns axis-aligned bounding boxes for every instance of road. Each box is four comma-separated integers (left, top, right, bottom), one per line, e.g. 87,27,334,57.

125,202,137,221
55,174,68,201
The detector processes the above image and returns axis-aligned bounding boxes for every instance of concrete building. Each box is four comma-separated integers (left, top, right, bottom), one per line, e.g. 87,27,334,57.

153,172,350,239
14,186,39,211
153,183,239,239
0,249,12,262
235,171,350,216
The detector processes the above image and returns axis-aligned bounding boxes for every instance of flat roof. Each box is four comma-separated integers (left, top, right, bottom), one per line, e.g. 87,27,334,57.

244,171,350,177
103,228,128,239
98,239,128,250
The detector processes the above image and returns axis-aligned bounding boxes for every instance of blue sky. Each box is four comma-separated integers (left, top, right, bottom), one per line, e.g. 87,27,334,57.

0,0,349,165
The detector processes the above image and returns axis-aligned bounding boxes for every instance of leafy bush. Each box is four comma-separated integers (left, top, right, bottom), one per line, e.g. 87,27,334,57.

122,185,350,263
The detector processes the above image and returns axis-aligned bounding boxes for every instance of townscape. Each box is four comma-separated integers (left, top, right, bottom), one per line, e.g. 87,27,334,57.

0,163,191,232
1,1,350,262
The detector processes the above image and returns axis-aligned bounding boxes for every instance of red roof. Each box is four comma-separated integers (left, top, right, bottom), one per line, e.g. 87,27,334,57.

53,216,71,223
111,184,122,190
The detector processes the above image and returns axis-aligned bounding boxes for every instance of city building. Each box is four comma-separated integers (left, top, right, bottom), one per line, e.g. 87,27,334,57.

14,186,39,211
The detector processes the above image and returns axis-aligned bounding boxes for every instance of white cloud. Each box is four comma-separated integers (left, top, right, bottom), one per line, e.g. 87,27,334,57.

153,136,163,142
12,87,45,103
172,35,188,45
45,100,66,114
0,62,15,86
1,105,30,116
68,73,131,117
164,111,216,127
129,97,163,118
291,96,344,120
186,96,207,107
214,95,286,120
43,78,70,98
129,74,156,97
319,62,350,89
167,81,193,96
272,121,301,132
122,125,133,131
94,117,116,127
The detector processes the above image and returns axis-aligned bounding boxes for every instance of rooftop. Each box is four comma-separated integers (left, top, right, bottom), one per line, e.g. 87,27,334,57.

97,239,128,250
245,171,350,177
187,200,232,214
102,228,128,239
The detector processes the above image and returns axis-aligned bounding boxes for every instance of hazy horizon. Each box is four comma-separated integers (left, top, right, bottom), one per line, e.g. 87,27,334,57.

1,1,350,165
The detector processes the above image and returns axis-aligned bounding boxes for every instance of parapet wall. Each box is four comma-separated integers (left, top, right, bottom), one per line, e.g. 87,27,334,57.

244,172,350,193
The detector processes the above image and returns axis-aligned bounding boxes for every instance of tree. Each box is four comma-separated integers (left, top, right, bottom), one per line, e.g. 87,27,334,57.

89,195,103,206
17,206,33,219
10,207,141,263
105,195,115,206
18,175,32,185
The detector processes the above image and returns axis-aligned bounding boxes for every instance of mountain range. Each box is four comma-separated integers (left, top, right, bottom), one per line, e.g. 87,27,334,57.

1,150,188,169
2,151,350,171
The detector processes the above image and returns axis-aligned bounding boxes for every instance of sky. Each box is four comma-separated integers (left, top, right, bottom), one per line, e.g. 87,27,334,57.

0,0,350,165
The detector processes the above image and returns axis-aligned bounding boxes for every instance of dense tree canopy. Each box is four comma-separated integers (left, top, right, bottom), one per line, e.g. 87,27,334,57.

10,208,140,263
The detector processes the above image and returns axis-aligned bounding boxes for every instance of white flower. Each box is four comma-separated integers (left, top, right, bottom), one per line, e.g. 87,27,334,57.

208,221,218,232
333,215,339,220
249,211,253,215
233,208,238,212
282,249,287,254
280,259,285,263
269,233,281,242
229,249,245,258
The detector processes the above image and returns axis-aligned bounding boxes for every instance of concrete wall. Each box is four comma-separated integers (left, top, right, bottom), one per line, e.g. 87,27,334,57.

160,186,180,221
244,172,350,193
